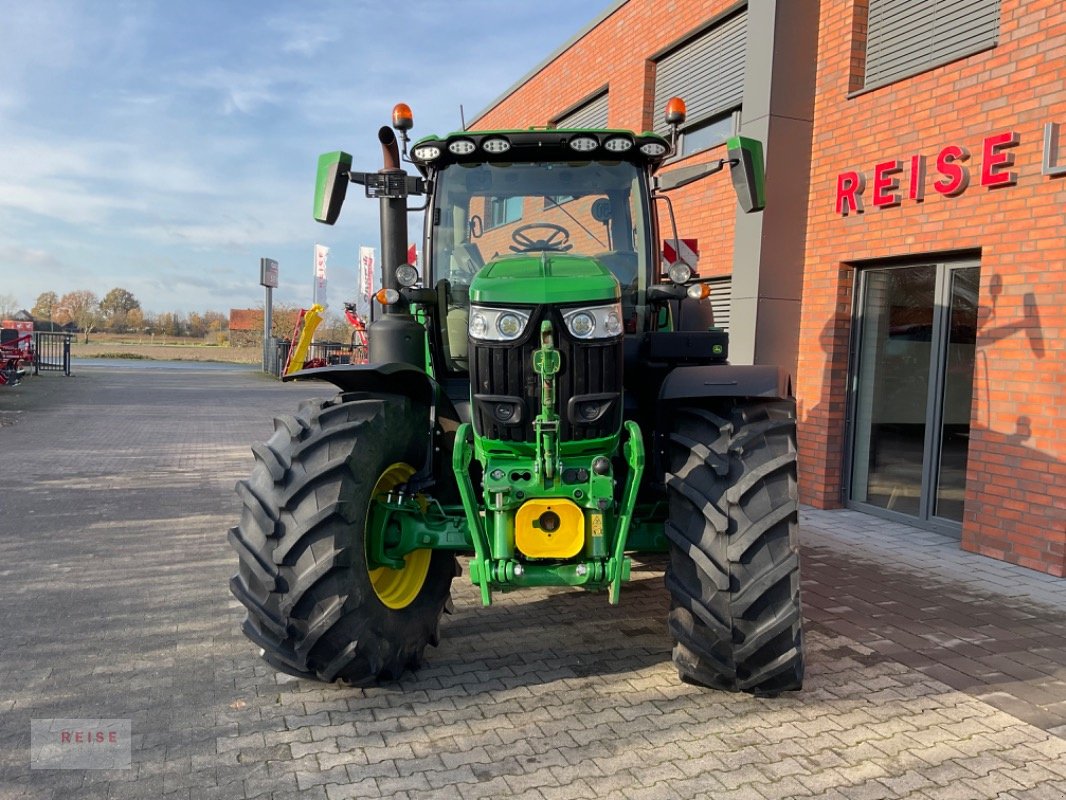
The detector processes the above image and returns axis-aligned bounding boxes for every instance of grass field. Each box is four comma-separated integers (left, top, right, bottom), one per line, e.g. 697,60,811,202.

72,335,260,364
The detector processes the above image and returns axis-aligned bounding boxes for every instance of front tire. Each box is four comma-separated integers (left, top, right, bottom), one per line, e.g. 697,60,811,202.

228,392,456,684
664,399,804,695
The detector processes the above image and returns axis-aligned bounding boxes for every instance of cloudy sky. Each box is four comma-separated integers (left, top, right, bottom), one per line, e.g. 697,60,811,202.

0,0,615,316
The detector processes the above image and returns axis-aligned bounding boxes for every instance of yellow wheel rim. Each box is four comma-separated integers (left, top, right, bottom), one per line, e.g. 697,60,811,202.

366,463,431,610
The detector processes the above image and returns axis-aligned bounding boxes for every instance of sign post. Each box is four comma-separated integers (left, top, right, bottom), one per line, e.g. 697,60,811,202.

260,258,279,373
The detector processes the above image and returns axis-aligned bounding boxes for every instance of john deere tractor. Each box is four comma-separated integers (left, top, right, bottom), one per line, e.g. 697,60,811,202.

229,100,803,695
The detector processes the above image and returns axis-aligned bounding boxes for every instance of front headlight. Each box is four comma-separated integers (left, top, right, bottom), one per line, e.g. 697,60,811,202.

469,306,532,342
667,262,694,284
562,303,623,340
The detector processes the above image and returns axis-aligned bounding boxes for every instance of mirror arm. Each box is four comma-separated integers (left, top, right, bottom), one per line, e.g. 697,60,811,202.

401,287,437,304
646,285,687,302
656,158,739,193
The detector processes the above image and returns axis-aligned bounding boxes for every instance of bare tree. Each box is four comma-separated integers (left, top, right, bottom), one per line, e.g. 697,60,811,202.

271,305,302,341
31,291,58,323
56,290,101,343
0,293,19,320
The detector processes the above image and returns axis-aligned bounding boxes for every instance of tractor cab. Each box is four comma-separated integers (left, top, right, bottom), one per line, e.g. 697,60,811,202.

407,129,670,373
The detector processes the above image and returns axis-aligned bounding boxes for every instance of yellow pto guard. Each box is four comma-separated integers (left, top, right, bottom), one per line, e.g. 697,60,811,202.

515,498,584,559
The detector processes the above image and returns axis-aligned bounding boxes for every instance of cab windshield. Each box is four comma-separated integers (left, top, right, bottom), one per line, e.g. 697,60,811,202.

428,159,652,370
429,159,651,315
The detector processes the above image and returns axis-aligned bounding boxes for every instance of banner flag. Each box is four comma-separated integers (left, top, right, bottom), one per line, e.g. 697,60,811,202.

359,246,375,302
313,245,329,307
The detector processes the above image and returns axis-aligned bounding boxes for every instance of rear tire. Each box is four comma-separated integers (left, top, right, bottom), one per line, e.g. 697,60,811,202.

664,399,803,695
229,392,457,684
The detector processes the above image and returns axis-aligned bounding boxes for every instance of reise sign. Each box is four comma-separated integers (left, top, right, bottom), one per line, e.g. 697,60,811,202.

835,122,1066,216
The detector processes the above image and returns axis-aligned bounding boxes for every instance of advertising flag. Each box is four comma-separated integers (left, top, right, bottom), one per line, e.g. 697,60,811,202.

359,246,375,302
314,244,328,278
314,245,329,307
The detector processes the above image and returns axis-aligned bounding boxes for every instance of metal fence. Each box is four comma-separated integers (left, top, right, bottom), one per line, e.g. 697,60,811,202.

269,339,290,377
268,339,368,378
33,332,72,376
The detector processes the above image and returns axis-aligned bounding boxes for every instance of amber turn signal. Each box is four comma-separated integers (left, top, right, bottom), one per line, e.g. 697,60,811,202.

687,283,711,300
375,288,400,305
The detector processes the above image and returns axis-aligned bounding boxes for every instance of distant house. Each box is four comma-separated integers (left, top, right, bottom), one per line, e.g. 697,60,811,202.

229,309,263,347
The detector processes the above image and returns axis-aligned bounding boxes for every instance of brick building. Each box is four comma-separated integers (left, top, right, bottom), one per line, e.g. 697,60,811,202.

228,308,263,347
472,0,1065,575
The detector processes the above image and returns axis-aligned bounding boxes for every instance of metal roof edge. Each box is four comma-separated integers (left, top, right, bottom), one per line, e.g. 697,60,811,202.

468,0,630,128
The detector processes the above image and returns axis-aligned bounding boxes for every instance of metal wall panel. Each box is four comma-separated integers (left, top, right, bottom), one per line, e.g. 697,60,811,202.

654,10,747,136
865,0,1000,89
709,277,731,333
554,91,609,129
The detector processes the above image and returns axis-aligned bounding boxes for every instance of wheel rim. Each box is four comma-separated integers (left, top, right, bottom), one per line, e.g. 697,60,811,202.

366,462,431,610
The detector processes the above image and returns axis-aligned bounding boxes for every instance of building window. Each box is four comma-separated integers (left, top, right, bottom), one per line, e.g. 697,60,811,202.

487,196,523,229
678,110,738,158
548,91,610,206
552,90,609,130
863,0,1000,91
653,9,746,156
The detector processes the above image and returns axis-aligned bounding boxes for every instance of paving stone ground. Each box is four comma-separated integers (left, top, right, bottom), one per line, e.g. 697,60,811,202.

1,365,1064,799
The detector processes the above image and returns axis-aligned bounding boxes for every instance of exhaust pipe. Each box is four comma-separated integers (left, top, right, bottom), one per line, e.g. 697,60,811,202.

368,125,425,368
378,126,401,171
376,126,406,309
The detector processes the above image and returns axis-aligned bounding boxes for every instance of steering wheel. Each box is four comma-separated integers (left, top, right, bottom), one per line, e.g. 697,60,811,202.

509,222,572,253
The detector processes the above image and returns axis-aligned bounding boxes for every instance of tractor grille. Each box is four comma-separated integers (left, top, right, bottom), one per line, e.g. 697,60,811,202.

470,306,622,442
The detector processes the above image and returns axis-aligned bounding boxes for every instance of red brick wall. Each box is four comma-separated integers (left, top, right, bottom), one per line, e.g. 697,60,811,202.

801,0,1066,575
473,0,742,280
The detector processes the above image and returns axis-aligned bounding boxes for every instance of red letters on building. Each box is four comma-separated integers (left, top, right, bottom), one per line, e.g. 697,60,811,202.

981,131,1019,186
933,145,970,196
872,159,903,207
835,171,865,215
908,154,926,201
832,127,1045,214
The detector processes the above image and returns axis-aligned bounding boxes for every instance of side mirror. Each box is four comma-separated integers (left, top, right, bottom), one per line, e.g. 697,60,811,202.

314,151,353,225
726,136,765,212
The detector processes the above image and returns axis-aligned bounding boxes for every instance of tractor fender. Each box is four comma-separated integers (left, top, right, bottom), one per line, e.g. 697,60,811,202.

650,364,793,485
658,364,792,403
284,363,463,491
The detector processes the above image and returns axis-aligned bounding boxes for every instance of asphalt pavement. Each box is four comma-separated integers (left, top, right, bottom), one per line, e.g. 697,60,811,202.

1,364,1064,799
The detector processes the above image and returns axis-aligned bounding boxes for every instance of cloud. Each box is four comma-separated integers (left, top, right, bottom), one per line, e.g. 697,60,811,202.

133,217,303,251
0,243,71,273
178,67,285,116
269,19,341,57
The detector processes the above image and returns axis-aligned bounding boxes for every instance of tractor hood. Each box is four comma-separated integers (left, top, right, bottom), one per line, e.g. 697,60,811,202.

469,253,620,306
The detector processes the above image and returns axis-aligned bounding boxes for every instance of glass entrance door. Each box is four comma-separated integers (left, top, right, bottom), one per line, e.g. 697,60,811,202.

848,261,979,531
933,267,979,521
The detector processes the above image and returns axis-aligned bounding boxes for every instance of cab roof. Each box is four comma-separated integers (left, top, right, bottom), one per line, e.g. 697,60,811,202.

408,128,672,176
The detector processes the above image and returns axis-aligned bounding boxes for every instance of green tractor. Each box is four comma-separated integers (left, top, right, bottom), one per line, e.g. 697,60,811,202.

229,99,803,695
